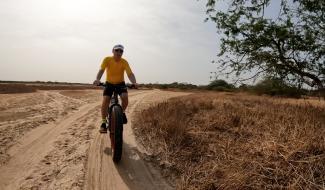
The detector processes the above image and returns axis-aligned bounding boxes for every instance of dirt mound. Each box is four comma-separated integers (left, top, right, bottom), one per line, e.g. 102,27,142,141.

134,92,325,189
0,83,101,94
0,84,36,94
30,84,100,91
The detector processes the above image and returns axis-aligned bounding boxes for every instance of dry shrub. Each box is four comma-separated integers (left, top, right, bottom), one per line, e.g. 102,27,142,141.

133,93,325,190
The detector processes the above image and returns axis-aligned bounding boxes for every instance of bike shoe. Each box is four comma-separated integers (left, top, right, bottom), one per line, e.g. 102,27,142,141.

99,123,107,133
123,113,127,124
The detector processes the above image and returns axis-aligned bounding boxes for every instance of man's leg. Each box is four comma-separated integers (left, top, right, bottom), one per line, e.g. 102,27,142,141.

120,92,128,112
100,96,111,133
101,96,111,120
120,92,128,124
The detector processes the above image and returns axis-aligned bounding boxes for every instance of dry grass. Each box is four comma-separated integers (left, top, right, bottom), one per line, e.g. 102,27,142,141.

133,92,325,190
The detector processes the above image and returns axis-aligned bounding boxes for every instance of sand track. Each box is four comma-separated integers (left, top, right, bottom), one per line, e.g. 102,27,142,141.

0,89,188,190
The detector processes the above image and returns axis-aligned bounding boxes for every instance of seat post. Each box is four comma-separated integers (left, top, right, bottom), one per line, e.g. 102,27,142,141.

113,91,118,105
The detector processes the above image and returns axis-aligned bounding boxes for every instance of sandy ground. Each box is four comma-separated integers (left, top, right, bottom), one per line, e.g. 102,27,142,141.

0,89,189,190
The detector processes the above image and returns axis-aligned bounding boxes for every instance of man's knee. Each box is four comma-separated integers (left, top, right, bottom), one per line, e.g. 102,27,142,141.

120,93,128,99
120,93,128,103
102,96,110,108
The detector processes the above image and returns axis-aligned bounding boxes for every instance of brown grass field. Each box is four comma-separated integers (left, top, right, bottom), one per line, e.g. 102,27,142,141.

134,92,325,190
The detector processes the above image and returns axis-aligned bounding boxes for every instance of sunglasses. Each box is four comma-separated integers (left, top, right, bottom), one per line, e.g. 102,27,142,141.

114,49,124,53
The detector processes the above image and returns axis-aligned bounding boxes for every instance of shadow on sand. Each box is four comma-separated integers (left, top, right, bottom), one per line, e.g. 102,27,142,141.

103,141,172,190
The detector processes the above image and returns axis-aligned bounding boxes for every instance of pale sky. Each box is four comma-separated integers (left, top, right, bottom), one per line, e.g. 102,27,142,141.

0,0,220,85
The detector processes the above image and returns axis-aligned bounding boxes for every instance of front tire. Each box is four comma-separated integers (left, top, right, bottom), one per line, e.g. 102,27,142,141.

111,105,123,163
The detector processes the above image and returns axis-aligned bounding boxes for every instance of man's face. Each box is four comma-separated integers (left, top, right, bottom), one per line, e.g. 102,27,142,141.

113,49,123,59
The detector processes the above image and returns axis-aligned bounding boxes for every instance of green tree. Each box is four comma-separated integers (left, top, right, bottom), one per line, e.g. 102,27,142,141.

207,79,235,90
206,0,324,89
253,77,303,98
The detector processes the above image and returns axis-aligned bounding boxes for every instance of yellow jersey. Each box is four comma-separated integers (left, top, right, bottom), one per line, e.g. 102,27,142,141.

100,56,133,84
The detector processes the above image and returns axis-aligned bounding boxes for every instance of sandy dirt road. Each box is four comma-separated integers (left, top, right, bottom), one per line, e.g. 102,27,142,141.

0,89,188,190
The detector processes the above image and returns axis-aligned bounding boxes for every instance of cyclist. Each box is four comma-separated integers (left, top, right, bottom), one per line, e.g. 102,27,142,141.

93,44,138,133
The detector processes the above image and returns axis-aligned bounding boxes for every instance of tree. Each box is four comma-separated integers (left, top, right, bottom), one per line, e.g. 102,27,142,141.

207,79,235,90
253,76,303,98
205,0,324,89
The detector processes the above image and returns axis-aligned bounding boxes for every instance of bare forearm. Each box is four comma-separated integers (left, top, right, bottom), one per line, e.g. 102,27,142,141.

96,69,104,80
128,73,136,84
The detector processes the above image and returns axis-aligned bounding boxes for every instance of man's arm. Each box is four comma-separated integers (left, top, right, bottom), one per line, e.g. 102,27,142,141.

127,73,138,88
93,69,104,85
124,61,138,87
127,73,137,84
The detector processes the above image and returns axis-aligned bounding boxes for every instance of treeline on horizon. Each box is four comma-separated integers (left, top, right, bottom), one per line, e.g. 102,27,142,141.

140,78,325,99
1,79,324,98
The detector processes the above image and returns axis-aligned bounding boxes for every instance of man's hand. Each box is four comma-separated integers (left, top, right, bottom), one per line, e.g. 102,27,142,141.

93,80,100,86
133,83,139,89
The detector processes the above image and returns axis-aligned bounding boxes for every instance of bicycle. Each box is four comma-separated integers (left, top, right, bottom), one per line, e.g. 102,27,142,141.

98,82,136,163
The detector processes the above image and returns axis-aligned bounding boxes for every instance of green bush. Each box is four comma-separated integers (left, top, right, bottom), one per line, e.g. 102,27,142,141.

253,78,303,98
140,82,198,90
206,79,235,91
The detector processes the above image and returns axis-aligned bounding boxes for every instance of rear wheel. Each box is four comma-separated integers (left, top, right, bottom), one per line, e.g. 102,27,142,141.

110,105,123,163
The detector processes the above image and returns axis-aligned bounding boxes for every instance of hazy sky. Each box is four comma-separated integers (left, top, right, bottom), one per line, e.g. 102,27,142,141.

0,0,221,85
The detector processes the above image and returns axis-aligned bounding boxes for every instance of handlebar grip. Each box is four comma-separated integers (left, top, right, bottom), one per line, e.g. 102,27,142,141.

127,84,138,89
97,82,104,86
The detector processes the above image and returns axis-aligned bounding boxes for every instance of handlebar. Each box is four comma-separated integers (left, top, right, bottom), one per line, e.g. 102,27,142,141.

97,82,138,89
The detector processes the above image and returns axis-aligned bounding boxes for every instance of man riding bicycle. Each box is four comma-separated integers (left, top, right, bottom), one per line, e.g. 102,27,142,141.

93,44,138,133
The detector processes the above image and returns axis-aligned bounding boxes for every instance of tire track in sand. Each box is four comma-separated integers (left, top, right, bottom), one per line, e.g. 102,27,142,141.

0,101,99,190
0,91,83,166
84,90,189,190
0,90,188,190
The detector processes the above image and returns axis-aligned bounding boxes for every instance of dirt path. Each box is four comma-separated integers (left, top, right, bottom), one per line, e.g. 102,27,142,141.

0,89,188,190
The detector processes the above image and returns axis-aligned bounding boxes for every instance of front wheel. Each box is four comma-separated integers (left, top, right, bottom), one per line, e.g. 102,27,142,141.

110,105,123,163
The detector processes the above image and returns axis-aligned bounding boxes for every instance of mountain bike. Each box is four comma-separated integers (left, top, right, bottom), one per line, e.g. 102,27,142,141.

99,82,136,163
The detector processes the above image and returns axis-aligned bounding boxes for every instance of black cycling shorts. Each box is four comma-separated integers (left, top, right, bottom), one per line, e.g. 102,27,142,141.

103,82,127,97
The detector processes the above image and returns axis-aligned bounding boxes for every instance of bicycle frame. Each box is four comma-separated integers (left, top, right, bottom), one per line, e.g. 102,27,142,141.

106,86,124,162
110,90,119,106
98,82,136,163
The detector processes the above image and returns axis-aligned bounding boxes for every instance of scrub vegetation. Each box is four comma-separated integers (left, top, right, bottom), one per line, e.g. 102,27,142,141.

134,92,325,189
